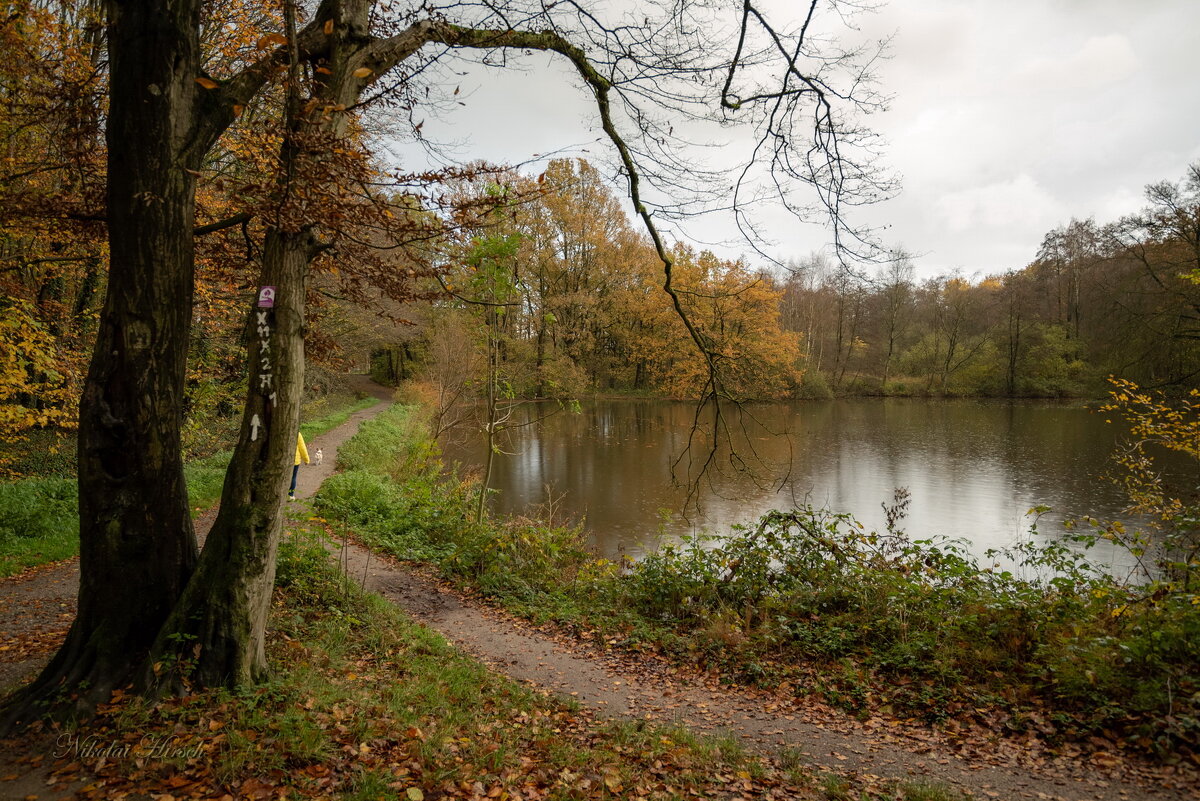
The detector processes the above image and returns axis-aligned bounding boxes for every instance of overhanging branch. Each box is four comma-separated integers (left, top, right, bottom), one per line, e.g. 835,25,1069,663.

194,212,254,236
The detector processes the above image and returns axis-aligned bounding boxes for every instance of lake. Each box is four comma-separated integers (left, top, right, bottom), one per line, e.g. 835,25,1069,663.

438,398,1154,577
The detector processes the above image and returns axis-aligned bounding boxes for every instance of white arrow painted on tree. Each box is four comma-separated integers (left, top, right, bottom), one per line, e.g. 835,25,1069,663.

250,414,261,441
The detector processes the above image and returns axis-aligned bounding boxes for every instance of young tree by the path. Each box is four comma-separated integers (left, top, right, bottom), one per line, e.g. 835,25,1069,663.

3,0,888,724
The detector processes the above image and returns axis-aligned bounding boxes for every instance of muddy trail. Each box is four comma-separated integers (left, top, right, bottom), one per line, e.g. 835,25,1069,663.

2,378,1195,801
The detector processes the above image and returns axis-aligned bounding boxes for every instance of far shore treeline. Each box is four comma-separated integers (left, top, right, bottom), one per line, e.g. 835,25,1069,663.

366,161,1200,405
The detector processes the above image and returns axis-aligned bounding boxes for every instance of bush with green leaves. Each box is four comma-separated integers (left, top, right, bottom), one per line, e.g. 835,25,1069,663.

317,402,1199,757
614,506,1198,747
0,477,76,541
0,477,78,574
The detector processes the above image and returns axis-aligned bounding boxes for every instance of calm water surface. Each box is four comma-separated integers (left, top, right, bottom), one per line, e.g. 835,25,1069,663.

439,399,1150,574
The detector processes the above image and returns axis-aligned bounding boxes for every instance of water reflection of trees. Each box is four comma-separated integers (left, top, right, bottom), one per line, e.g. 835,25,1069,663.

442,399,1150,571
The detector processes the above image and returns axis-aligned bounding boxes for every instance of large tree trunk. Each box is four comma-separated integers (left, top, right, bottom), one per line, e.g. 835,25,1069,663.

3,0,202,726
143,229,309,689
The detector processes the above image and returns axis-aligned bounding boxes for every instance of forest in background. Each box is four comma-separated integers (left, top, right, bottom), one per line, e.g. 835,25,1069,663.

2,0,1199,476
385,159,1200,405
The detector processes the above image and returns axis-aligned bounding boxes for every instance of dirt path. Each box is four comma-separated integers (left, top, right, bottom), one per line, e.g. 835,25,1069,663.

0,375,393,696
344,546,1196,801
3,377,1196,801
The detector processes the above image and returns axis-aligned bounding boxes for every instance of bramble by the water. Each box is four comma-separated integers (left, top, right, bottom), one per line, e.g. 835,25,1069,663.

317,397,1200,760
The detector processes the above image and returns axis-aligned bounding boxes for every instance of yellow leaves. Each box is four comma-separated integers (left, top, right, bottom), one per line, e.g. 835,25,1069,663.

195,76,219,90
323,19,334,35
352,67,373,79
1101,378,1200,580
0,300,74,462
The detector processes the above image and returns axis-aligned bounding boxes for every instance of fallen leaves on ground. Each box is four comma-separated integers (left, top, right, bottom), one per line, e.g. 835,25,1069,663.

371,548,1200,798
0,583,835,801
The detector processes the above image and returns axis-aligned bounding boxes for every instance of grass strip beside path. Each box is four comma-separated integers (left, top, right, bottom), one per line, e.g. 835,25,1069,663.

9,530,944,801
0,392,379,577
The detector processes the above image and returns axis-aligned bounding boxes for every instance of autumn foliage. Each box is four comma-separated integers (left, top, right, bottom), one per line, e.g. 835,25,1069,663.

423,160,806,404
3,0,1199,472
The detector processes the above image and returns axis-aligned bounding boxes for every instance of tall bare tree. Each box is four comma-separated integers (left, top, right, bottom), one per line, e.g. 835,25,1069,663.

875,249,914,387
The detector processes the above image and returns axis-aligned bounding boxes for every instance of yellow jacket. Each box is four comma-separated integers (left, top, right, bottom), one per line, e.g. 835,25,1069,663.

295,433,310,466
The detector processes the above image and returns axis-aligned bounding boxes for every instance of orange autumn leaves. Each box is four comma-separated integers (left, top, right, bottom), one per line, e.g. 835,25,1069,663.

444,159,806,401
0,1,108,466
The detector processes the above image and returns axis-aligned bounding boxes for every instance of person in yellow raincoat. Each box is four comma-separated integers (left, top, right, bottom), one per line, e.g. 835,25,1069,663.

289,432,310,499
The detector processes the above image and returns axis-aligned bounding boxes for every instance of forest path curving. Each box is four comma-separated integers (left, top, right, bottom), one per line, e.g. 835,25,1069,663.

3,377,1196,801
344,543,1197,801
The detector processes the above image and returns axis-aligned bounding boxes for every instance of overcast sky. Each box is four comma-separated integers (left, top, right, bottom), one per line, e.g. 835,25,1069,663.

388,0,1200,280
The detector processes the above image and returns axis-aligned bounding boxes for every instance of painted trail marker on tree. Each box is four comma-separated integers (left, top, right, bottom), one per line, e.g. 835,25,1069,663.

248,294,277,444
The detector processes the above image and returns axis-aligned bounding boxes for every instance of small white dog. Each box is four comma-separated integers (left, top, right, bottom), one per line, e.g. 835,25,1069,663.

314,448,323,466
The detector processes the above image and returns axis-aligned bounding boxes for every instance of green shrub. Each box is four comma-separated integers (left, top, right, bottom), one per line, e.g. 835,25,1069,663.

316,470,402,527
611,507,1199,748
315,460,473,563
794,369,833,400
276,528,345,604
0,478,77,541
0,478,79,575
881,378,920,396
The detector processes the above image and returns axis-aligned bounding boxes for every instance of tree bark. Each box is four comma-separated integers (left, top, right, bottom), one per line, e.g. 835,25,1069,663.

140,0,322,688
3,0,203,726
143,0,390,687
143,229,309,689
